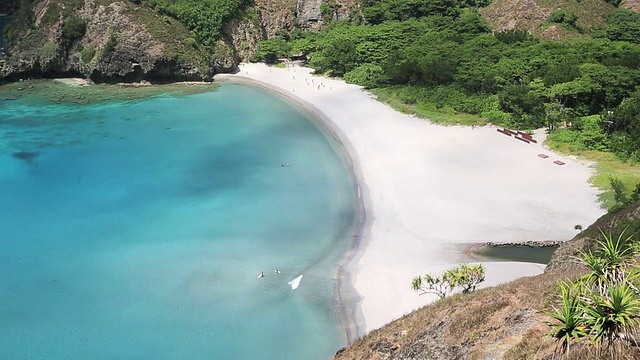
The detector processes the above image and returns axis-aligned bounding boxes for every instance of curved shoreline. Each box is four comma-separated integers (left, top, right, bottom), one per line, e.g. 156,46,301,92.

214,74,371,341
215,63,605,344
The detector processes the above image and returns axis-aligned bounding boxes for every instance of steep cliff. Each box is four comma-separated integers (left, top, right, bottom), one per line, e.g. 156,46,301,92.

224,0,361,63
1,0,362,82
0,0,218,83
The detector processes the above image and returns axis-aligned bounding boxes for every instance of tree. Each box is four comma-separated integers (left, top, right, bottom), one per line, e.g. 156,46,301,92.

61,15,86,50
445,263,485,293
605,9,640,44
411,273,451,299
412,263,485,298
609,175,629,208
582,283,640,352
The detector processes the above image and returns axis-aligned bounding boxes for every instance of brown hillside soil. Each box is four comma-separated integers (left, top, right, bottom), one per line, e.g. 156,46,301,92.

334,204,640,360
481,0,613,36
334,271,582,360
622,0,640,12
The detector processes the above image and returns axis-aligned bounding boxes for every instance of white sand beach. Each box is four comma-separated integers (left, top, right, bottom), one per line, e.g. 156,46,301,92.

215,63,605,340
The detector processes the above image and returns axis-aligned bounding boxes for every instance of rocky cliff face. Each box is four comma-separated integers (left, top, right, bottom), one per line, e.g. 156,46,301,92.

297,0,324,31
224,0,361,62
0,0,216,83
1,0,362,83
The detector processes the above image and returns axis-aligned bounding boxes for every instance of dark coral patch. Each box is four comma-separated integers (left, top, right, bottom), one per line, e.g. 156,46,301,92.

12,151,39,161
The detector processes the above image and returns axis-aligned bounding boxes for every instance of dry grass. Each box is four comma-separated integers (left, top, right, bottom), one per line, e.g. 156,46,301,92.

334,202,640,360
334,269,588,360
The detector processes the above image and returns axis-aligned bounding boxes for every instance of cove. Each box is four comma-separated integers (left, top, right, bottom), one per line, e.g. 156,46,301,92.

0,82,358,359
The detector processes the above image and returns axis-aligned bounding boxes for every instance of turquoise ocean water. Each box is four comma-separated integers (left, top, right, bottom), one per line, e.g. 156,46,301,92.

0,84,358,359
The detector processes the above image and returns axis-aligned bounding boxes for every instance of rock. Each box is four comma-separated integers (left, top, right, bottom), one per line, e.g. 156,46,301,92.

1,0,213,84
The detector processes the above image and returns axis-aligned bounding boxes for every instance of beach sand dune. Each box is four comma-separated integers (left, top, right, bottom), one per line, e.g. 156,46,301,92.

216,63,605,340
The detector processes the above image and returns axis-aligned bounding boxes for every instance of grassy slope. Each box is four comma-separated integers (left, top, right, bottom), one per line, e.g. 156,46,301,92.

546,142,640,207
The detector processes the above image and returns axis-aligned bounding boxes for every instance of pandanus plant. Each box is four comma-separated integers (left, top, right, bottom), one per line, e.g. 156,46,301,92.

582,283,640,356
544,228,640,357
542,282,588,356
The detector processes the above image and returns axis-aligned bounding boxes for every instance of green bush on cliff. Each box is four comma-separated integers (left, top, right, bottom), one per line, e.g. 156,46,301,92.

37,42,59,58
102,34,117,58
3,0,34,46
144,0,249,49
61,15,86,50
81,46,96,63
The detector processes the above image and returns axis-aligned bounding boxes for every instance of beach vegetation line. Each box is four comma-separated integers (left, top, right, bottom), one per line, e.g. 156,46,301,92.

250,0,640,211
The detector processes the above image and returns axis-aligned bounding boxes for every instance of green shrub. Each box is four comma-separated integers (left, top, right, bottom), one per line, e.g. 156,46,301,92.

61,15,86,49
254,39,290,64
81,46,96,63
546,9,578,29
145,0,249,49
344,63,389,88
185,37,197,48
494,29,531,44
37,42,59,58
481,109,512,126
605,9,640,43
103,34,117,58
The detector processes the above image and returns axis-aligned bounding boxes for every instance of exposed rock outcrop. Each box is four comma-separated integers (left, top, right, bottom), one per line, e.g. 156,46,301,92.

224,15,264,63
1,0,362,82
1,0,218,83
297,0,324,31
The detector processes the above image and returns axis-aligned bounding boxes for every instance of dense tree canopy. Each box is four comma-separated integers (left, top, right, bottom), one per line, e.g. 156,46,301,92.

254,2,640,161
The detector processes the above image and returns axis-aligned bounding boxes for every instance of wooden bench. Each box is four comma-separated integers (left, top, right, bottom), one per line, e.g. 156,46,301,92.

517,131,538,143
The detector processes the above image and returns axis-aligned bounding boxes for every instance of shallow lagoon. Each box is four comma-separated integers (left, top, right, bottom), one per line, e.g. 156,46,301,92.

0,82,358,359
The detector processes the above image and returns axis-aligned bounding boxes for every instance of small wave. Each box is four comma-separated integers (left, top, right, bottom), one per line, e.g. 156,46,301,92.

288,275,303,290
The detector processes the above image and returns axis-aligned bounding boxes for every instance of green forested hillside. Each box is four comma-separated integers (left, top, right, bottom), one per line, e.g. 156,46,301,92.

256,0,640,163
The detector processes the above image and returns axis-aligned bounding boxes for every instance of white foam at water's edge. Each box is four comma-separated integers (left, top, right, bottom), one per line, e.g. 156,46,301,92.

289,275,303,290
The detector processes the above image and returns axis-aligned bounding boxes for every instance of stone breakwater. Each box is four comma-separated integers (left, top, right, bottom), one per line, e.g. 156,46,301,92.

484,240,564,247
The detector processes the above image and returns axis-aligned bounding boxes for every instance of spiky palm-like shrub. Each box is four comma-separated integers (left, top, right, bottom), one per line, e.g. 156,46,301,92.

544,228,640,358
542,282,588,355
583,284,640,350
